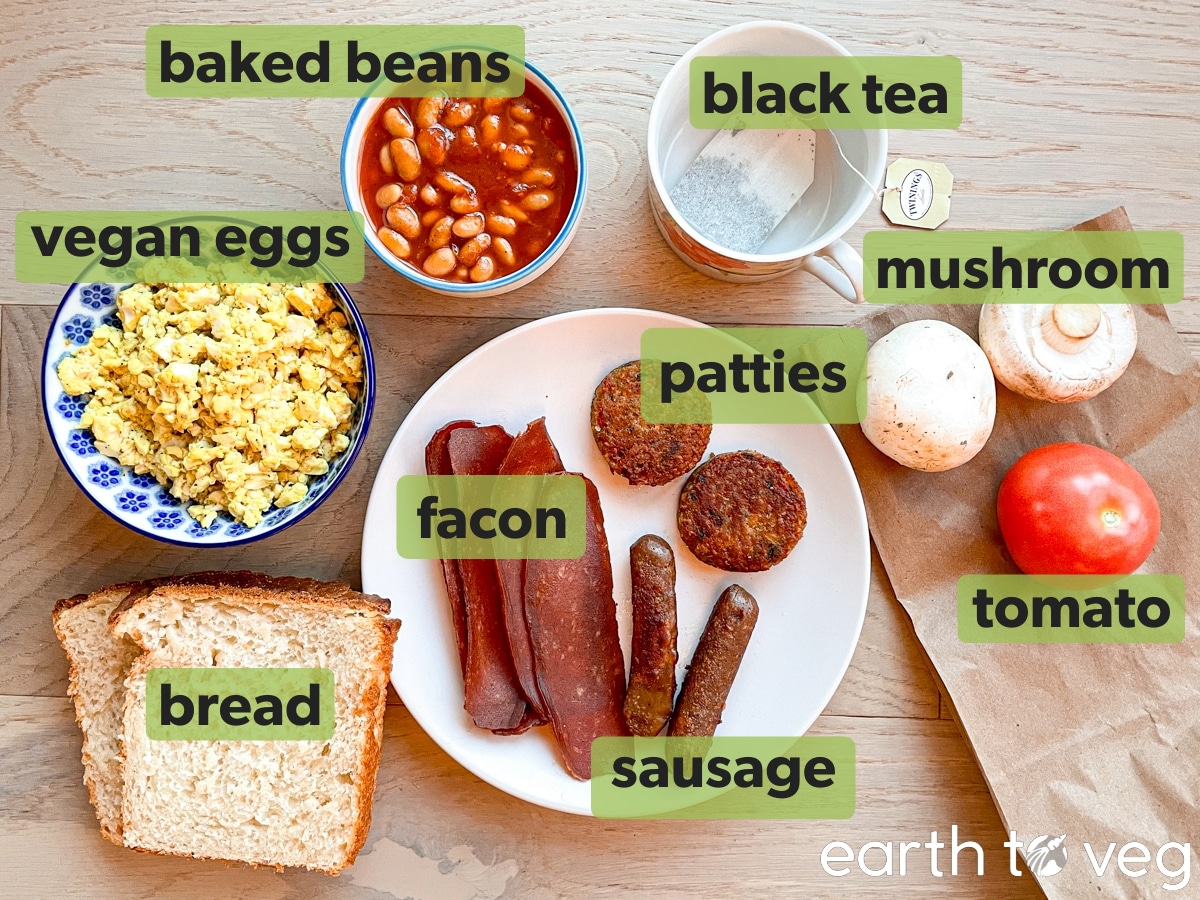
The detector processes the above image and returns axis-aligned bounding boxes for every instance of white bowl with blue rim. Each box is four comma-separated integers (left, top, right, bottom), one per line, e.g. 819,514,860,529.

340,60,587,297
41,282,375,547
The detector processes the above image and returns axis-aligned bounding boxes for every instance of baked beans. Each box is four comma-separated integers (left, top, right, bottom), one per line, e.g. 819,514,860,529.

360,81,576,284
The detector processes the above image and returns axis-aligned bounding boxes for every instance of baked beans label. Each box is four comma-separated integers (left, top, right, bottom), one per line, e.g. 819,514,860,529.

15,211,364,283
958,575,1185,644
639,327,867,425
864,229,1184,304
396,474,587,559
690,56,961,129
146,668,336,741
146,25,525,97
592,736,856,819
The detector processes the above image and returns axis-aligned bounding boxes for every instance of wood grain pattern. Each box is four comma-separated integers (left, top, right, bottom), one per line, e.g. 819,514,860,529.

4,0,1197,895
1,696,1042,899
0,305,939,717
0,0,1196,329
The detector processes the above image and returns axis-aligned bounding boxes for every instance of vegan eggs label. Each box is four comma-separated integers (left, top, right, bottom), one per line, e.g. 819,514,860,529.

15,212,364,284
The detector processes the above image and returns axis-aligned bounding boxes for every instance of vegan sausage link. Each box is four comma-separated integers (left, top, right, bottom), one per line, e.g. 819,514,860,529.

668,584,759,737
624,535,679,736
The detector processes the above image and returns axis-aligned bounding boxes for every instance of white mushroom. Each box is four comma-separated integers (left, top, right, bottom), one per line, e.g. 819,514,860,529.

861,319,996,472
978,303,1136,403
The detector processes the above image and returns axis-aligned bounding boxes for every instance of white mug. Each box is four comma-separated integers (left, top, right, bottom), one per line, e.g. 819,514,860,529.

646,22,888,302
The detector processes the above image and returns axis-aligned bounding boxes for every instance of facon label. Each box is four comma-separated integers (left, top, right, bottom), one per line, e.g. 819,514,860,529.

395,474,586,560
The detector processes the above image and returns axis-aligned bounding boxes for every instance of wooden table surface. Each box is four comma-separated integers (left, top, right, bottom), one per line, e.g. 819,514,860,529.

2,0,1196,896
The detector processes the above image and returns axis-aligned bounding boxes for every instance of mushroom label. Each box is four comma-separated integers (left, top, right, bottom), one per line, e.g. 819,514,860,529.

900,168,935,220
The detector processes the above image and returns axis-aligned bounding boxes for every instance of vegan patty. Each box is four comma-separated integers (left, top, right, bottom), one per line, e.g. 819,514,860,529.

677,450,806,572
591,361,711,486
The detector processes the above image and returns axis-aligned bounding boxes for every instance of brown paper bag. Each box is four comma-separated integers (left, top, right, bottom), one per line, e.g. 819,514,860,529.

834,208,1200,898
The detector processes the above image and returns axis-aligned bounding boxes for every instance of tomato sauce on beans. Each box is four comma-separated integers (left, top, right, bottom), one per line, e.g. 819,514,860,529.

359,82,577,283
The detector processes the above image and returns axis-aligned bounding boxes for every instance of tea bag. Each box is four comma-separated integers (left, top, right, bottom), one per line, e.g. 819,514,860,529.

669,129,816,253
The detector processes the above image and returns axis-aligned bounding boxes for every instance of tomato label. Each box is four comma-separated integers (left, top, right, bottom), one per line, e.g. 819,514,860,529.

957,575,1184,643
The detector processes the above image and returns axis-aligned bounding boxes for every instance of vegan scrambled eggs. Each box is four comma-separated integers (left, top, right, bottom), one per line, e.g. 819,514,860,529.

57,282,363,528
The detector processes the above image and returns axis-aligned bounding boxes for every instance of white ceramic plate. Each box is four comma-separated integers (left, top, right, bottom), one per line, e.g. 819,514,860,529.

360,308,870,815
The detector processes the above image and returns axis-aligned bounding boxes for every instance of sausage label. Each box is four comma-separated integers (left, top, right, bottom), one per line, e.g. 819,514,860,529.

591,736,855,819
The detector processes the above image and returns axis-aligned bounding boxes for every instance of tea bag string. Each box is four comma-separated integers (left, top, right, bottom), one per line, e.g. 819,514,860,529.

827,129,885,199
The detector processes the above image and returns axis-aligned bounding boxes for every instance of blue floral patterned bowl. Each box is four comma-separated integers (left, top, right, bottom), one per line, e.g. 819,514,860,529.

41,282,375,547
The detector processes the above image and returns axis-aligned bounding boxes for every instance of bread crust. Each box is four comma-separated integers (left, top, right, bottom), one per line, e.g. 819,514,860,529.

345,616,400,872
52,584,143,844
111,570,390,634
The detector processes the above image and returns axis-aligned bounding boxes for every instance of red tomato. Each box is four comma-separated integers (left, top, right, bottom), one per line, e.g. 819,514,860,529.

996,442,1161,575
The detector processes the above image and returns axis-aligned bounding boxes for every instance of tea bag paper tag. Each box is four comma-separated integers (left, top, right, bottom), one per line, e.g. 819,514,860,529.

882,158,953,229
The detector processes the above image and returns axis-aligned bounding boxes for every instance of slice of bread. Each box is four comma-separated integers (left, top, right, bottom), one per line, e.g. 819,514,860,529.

54,571,398,875
108,571,399,875
53,582,149,843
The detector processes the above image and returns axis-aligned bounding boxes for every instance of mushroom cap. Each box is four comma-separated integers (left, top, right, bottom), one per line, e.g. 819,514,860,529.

861,319,997,472
979,303,1137,402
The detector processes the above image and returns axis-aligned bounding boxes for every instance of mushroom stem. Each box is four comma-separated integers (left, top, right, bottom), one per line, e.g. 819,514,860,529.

1042,304,1101,354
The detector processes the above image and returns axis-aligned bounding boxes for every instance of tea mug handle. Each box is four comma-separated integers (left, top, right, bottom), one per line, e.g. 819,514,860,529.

801,239,865,304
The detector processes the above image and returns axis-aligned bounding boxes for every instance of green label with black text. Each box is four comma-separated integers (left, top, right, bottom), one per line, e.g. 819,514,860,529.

146,668,335,740
639,327,866,425
15,211,364,283
958,575,1185,643
592,736,856,819
865,230,1183,304
689,56,961,129
147,25,525,97
396,474,586,560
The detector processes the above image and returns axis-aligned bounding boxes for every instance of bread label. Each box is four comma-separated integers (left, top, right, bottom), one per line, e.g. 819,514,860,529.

145,668,335,740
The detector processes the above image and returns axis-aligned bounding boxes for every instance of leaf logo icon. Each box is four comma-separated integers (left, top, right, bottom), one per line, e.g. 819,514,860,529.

1026,834,1068,877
